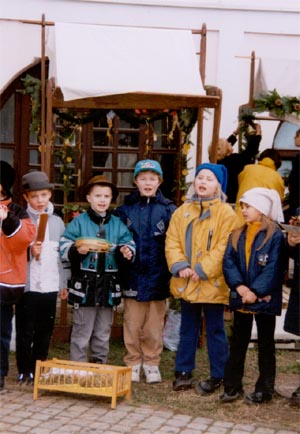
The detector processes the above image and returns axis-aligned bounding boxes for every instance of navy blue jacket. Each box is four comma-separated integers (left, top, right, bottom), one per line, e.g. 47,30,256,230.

115,189,176,301
223,226,286,315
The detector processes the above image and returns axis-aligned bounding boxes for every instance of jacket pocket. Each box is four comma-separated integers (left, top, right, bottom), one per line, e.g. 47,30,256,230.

96,273,122,308
68,275,89,306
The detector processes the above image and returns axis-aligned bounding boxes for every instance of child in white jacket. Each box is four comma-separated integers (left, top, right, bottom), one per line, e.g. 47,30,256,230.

15,171,68,385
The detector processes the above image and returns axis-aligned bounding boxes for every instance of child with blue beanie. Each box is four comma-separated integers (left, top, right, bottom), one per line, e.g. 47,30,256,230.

165,162,238,394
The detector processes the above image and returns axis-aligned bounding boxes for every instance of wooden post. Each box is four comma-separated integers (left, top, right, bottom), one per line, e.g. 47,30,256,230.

40,14,47,174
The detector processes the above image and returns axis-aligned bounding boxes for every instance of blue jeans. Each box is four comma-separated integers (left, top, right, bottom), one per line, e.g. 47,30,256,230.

175,300,229,379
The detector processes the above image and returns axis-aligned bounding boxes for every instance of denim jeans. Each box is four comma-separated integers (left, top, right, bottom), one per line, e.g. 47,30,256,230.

175,300,229,379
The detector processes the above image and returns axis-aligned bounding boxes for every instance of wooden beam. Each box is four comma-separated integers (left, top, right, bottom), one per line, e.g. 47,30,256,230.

52,89,220,110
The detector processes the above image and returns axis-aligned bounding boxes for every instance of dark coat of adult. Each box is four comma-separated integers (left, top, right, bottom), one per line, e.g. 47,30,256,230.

287,152,300,219
223,225,286,315
219,134,261,204
115,189,176,301
284,241,300,336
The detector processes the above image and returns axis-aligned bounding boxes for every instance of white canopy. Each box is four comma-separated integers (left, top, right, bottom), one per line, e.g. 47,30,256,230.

254,57,300,97
47,23,205,101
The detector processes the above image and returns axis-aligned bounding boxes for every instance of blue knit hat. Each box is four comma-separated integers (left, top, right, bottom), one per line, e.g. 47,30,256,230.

134,159,163,178
195,163,228,193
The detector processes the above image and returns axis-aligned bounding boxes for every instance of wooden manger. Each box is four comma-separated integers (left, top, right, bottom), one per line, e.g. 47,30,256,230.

33,358,132,409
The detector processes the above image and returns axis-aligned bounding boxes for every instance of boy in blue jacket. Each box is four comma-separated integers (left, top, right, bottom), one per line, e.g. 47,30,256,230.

116,160,176,384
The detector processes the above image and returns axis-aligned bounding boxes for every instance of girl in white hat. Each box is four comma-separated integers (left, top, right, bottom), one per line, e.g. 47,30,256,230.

220,187,286,405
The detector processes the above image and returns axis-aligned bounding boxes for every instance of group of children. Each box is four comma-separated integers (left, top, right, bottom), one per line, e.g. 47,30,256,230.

0,152,298,406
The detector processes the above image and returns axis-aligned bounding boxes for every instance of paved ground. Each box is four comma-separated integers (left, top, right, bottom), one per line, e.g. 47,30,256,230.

0,387,299,434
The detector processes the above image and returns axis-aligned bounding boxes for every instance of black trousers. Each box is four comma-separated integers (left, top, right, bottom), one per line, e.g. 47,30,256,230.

15,292,57,375
0,304,14,377
224,310,276,395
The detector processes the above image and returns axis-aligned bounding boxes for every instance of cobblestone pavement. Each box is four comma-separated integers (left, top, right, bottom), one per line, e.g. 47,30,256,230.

0,388,299,434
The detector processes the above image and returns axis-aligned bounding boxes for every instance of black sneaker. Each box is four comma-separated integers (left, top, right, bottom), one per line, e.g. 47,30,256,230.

220,388,244,403
290,386,300,406
172,372,194,391
26,373,34,385
244,391,272,405
195,377,223,395
17,373,26,385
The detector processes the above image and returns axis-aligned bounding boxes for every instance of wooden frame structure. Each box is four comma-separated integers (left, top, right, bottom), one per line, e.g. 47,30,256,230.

40,19,222,175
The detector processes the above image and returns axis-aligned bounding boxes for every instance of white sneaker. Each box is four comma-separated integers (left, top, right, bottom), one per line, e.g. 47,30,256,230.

143,364,162,384
131,364,141,382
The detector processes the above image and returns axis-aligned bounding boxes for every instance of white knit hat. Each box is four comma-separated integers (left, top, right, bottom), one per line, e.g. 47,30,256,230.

240,187,284,222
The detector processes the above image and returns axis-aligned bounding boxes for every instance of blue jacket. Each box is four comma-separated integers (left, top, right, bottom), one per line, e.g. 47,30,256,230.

115,189,176,301
223,226,286,315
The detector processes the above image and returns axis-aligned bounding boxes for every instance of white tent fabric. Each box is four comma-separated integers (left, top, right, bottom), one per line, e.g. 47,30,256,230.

47,23,205,101
0,21,41,93
254,57,300,97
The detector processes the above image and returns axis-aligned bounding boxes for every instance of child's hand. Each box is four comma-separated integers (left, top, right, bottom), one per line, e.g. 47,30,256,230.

60,288,69,300
236,284,250,297
77,244,90,255
31,241,42,258
179,267,193,279
0,204,8,221
120,245,133,260
242,290,257,304
258,295,271,303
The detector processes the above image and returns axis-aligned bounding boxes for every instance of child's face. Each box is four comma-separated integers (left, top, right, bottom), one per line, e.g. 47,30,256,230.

241,202,262,223
86,185,112,214
23,189,52,212
134,171,161,197
194,169,219,198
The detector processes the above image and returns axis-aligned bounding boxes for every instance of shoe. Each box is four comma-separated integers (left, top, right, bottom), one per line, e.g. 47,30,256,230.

220,389,244,403
143,364,162,384
290,386,300,406
195,377,223,395
0,376,5,390
131,364,141,383
26,373,34,385
172,371,194,391
17,373,26,385
244,391,272,404
89,358,103,364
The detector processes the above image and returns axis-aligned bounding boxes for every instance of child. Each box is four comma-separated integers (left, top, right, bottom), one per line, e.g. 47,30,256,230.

115,159,176,383
0,161,36,391
165,163,238,394
15,171,68,384
60,175,135,364
220,187,285,404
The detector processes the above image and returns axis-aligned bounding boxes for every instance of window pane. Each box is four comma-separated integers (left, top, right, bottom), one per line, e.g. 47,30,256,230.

93,152,111,168
94,130,109,147
118,153,138,169
29,149,40,165
0,148,14,165
0,95,14,143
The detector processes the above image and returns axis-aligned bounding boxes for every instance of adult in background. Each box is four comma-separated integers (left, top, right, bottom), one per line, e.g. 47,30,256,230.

235,148,285,225
284,210,300,405
286,129,300,221
208,123,261,204
0,161,35,391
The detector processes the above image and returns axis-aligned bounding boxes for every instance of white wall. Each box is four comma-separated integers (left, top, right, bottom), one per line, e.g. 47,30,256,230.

1,0,299,162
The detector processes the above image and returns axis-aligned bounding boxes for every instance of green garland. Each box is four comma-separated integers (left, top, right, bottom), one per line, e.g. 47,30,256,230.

241,89,300,120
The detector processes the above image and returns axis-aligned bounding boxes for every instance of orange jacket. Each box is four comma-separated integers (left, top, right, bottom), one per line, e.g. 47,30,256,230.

0,199,36,304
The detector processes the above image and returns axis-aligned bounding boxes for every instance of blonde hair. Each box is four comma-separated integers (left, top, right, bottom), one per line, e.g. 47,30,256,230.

231,215,277,251
208,138,232,162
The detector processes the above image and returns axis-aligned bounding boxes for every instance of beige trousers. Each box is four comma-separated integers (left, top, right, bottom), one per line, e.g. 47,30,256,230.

123,298,166,366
